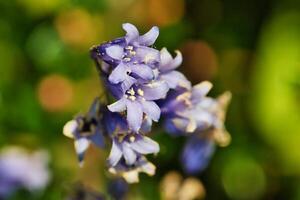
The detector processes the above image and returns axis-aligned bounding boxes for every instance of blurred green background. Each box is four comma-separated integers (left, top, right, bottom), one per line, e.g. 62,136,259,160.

0,0,300,199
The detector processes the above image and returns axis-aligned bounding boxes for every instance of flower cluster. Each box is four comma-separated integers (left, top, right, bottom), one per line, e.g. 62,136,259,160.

64,23,231,183
0,147,50,198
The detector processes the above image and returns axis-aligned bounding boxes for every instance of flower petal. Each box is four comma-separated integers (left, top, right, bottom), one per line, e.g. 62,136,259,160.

74,138,90,164
140,117,152,134
122,23,139,43
130,64,154,80
140,100,160,122
138,26,159,46
192,81,213,99
160,71,191,89
122,142,137,165
135,47,160,65
131,136,160,154
126,100,143,132
121,76,137,92
106,45,124,60
108,98,126,112
89,130,105,148
63,120,77,138
108,63,129,84
107,140,123,167
141,81,169,100
159,48,182,72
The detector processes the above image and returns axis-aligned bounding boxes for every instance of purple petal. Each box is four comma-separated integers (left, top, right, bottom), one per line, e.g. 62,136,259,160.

122,23,139,43
160,71,191,89
121,76,137,92
130,64,154,80
126,100,143,132
108,140,123,166
109,63,129,84
140,100,160,122
141,81,169,100
122,142,137,165
140,117,152,134
138,26,159,46
108,98,126,112
159,48,182,72
135,47,160,65
192,81,213,99
106,45,124,60
89,130,105,148
130,136,159,154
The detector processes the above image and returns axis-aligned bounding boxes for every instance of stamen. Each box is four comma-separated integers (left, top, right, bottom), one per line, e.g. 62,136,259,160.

129,96,136,101
129,136,135,142
125,46,133,50
127,88,135,96
137,89,144,96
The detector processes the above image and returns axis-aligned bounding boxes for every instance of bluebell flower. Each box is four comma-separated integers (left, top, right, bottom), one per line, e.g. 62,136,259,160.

0,147,50,198
181,135,215,174
107,133,159,167
161,81,231,138
108,178,128,200
91,23,160,90
108,81,169,132
156,48,191,89
63,98,105,165
108,156,156,184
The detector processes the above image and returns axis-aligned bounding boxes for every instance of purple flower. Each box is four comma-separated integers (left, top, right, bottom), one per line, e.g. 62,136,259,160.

181,136,215,174
156,48,191,89
108,81,169,132
108,178,129,200
108,156,156,184
0,147,50,197
91,23,160,90
161,81,231,137
63,98,105,165
107,133,159,167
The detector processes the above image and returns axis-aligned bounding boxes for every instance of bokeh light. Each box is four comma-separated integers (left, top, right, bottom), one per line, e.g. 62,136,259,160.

37,74,74,112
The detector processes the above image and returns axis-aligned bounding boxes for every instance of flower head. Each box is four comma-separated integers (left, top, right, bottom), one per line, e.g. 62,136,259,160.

107,133,159,167
161,81,231,139
0,147,50,197
108,156,156,184
108,81,169,132
63,98,105,165
91,23,160,90
181,135,215,174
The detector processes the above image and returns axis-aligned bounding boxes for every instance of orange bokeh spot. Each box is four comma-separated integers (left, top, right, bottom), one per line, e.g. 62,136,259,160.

147,0,185,26
55,9,98,49
181,41,218,83
38,74,73,112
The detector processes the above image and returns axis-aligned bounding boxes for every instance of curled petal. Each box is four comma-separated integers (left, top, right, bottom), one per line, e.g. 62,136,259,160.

122,142,137,165
130,64,154,80
108,98,127,112
123,23,139,43
126,100,143,132
106,45,124,60
138,26,159,46
142,81,169,100
121,76,137,92
108,140,123,167
131,136,160,154
140,100,160,122
109,63,129,84
160,48,182,72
